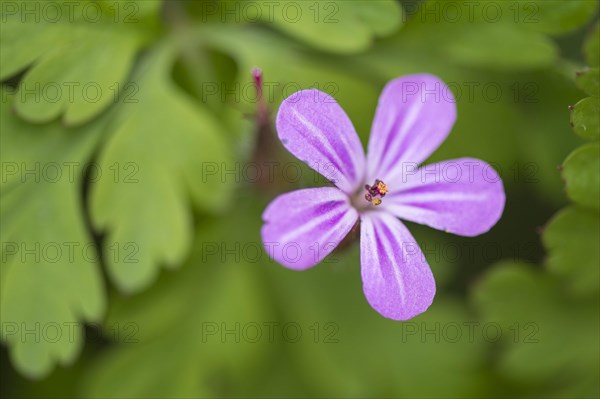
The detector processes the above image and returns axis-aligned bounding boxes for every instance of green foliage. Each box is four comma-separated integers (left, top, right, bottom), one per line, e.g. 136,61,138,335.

80,201,272,397
473,262,599,397
260,0,403,54
1,0,599,397
90,42,235,293
0,0,158,125
543,207,600,295
473,15,600,399
0,91,106,378
369,3,560,72
444,25,557,70
575,68,599,96
525,0,599,35
571,96,600,140
583,21,599,67
562,143,600,210
570,22,600,145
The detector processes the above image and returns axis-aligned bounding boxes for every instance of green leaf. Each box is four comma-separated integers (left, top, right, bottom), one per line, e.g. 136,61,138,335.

90,43,235,293
524,0,599,36
79,201,272,397
259,0,403,54
576,67,600,97
562,143,600,210
570,96,600,140
0,91,106,379
373,1,559,71
473,262,599,397
0,1,157,125
543,207,600,295
80,261,270,398
444,24,557,71
584,21,599,67
418,0,597,36
287,293,490,397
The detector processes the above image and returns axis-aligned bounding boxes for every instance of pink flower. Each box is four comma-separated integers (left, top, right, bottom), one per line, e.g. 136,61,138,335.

261,75,505,320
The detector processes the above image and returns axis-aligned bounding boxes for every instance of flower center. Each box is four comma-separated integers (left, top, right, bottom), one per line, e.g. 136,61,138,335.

363,179,388,206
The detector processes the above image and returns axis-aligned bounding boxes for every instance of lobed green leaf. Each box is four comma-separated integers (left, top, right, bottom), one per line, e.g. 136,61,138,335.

570,96,600,140
0,91,106,379
543,206,600,295
90,43,235,293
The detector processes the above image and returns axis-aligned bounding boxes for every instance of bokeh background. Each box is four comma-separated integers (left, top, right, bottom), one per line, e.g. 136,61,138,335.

1,0,599,398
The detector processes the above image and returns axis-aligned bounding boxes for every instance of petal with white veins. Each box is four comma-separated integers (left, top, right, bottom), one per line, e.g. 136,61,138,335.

366,74,456,183
383,158,505,237
360,211,435,320
277,89,366,195
262,187,358,270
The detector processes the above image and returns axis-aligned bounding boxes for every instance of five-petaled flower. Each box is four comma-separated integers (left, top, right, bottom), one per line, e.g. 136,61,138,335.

261,74,505,320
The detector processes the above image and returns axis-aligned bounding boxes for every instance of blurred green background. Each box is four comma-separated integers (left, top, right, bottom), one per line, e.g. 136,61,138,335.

1,0,599,397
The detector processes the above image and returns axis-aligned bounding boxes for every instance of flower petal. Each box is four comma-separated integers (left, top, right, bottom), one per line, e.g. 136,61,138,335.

360,212,435,320
276,89,366,194
383,158,505,236
366,74,456,183
262,187,358,270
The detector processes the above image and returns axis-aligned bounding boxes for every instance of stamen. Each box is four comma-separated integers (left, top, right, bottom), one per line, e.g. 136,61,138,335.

376,181,388,196
363,179,388,206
